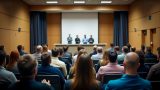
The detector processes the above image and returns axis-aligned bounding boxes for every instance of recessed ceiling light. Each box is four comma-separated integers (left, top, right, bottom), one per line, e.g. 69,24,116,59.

101,0,112,3
46,1,58,4
74,1,85,4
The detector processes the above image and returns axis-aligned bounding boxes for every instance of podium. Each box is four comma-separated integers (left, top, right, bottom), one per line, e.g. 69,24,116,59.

53,43,107,54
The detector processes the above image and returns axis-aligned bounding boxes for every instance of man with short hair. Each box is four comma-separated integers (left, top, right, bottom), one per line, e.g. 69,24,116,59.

91,47,103,61
82,35,88,44
32,45,43,64
0,51,17,90
107,43,114,52
17,45,27,56
88,35,94,44
96,52,124,81
105,52,152,90
75,35,80,44
8,54,54,90
38,53,65,87
67,34,72,44
51,48,67,77
117,46,129,64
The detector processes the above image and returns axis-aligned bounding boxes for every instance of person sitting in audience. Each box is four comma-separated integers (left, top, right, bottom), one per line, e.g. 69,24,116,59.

62,46,72,64
68,49,87,79
117,46,129,64
6,50,19,74
141,44,146,54
38,52,65,87
91,47,103,61
114,46,121,55
126,43,131,52
130,47,136,52
64,54,101,90
32,45,43,64
72,46,84,64
17,45,27,56
96,50,109,72
136,51,150,73
105,52,151,90
58,48,71,74
96,52,124,81
42,44,51,55
0,51,17,90
51,48,67,77
8,54,54,90
145,46,157,59
107,43,114,52
90,45,97,57
147,47,160,81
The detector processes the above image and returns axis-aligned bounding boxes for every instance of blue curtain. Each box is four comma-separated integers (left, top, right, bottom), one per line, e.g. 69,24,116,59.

113,11,128,48
30,11,47,53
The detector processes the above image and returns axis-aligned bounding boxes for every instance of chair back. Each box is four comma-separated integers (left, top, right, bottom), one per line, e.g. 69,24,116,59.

35,75,61,90
102,74,122,84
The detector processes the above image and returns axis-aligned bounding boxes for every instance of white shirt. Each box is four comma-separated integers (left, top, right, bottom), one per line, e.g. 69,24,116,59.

91,53,103,60
51,57,67,76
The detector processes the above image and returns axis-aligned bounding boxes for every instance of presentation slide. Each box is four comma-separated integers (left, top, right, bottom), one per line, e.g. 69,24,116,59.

61,12,98,44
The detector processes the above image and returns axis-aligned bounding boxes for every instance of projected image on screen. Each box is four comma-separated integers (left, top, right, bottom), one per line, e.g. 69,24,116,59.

62,12,98,44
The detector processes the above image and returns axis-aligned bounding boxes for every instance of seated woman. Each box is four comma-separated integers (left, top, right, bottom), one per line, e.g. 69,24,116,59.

6,50,19,74
64,54,101,90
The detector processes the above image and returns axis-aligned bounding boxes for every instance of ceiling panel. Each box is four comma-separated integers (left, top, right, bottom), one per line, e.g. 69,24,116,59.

23,0,136,5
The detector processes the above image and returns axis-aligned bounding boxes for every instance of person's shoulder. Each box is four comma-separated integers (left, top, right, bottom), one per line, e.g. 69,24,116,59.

139,78,151,87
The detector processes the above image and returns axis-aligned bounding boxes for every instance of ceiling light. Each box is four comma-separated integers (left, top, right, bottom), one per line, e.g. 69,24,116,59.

46,1,58,4
101,0,112,3
74,1,85,4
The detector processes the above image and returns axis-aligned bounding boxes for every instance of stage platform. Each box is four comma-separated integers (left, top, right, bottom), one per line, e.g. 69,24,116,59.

54,43,107,54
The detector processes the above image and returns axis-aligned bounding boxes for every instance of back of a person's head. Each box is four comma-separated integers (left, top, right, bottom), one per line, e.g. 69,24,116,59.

110,43,114,47
42,45,48,52
93,45,97,51
18,54,37,77
63,46,68,52
97,47,103,53
52,48,59,57
102,50,109,60
124,52,139,70
0,51,6,65
0,45,5,51
126,43,131,49
36,45,42,53
73,54,98,90
114,46,120,51
131,47,136,52
146,46,152,53
136,51,145,64
17,45,23,51
141,44,145,50
41,53,51,66
108,52,117,63
122,46,129,53
9,50,19,63
59,48,64,56
77,46,84,52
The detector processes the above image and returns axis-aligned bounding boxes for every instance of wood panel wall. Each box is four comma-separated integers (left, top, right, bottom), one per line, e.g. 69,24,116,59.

0,0,30,54
129,0,160,53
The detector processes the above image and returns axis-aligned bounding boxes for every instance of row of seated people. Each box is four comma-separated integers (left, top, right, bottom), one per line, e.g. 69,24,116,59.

0,43,160,90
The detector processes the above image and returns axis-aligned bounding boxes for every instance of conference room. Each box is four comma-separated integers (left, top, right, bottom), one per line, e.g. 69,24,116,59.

0,0,160,90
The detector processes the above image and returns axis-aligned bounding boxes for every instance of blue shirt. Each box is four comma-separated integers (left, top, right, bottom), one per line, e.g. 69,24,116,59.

38,65,65,86
105,74,151,90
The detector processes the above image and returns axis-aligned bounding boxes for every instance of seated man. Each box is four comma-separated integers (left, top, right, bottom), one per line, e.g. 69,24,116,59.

38,53,65,87
32,45,43,64
91,47,103,61
105,52,151,90
8,54,54,90
75,35,80,44
51,48,67,77
145,46,157,59
0,51,17,90
117,46,129,64
88,35,94,44
96,52,124,81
